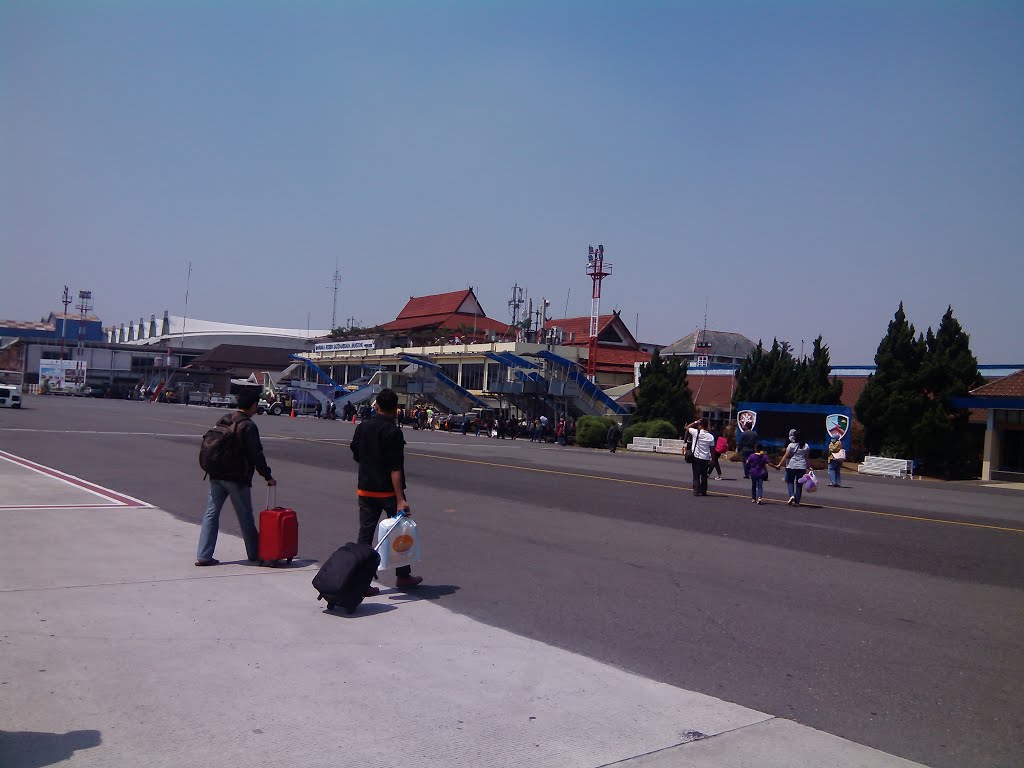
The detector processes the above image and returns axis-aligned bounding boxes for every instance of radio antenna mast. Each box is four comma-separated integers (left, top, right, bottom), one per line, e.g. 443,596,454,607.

328,263,342,331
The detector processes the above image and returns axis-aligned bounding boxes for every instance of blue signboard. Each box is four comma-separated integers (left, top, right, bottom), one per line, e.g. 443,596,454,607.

736,402,852,450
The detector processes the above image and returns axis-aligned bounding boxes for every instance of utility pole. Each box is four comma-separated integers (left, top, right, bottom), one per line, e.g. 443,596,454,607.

507,283,524,341
60,286,71,360
75,290,92,358
328,265,342,331
181,262,192,349
585,244,612,381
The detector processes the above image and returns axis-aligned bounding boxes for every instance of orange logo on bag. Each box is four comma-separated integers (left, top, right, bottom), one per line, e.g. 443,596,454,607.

392,534,414,553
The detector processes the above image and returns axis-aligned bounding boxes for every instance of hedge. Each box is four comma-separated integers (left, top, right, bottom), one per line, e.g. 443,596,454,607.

575,416,617,448
624,419,681,444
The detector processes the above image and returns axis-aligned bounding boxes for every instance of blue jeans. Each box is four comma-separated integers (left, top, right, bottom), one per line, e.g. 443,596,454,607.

197,479,260,561
785,468,804,504
828,460,842,486
750,477,764,500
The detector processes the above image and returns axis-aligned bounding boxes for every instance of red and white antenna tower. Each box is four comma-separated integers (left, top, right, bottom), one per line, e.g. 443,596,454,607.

585,244,612,381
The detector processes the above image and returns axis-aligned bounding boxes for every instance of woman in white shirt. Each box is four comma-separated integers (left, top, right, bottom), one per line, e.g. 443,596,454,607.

775,428,809,506
686,418,717,496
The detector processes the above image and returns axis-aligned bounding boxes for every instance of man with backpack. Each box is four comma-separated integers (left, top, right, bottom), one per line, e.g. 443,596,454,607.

196,388,276,566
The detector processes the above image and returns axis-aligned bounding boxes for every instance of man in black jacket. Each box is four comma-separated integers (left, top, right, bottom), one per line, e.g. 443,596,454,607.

351,388,421,592
196,388,276,566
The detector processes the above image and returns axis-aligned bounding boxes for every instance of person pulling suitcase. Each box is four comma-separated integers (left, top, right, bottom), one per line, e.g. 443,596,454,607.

196,387,276,566
351,388,422,595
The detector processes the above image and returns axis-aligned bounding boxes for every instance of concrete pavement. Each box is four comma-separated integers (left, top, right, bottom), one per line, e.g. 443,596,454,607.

0,450,929,767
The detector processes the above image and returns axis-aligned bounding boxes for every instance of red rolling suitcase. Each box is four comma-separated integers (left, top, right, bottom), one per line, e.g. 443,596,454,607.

258,489,298,566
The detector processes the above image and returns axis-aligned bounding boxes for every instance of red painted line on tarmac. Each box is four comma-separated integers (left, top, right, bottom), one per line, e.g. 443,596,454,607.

0,449,151,508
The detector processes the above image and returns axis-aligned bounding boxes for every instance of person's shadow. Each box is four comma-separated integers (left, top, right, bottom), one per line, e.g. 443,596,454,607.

0,729,102,767
386,584,460,602
320,585,460,616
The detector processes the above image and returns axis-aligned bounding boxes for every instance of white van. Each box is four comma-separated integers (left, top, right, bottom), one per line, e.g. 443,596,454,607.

0,384,22,408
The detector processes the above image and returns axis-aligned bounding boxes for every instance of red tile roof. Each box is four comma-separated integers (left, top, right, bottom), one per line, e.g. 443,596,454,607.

971,369,1024,398
395,290,474,320
379,313,460,331
588,346,650,373
689,375,736,409
547,315,615,342
378,313,511,336
835,376,869,408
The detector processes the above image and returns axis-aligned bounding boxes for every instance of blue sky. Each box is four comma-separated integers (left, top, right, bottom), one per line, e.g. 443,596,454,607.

2,1,1021,363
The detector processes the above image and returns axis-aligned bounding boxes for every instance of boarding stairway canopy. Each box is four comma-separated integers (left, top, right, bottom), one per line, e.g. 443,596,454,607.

399,354,489,413
485,350,628,418
529,350,628,417
288,355,382,410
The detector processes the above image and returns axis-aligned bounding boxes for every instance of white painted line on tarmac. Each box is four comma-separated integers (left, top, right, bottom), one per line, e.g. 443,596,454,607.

0,504,127,510
0,428,198,437
0,449,152,508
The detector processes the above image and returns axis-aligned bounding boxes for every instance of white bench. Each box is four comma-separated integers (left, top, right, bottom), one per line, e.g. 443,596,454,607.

858,455,914,479
655,438,687,455
627,437,660,453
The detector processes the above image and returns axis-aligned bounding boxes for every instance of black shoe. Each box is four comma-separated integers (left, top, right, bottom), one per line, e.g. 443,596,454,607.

194,559,220,567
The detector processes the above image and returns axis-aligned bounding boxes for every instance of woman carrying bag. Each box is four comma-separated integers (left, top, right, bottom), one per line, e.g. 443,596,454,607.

685,418,716,497
775,428,810,506
828,437,846,487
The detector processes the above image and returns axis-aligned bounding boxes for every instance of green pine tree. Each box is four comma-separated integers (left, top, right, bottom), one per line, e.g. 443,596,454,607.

633,350,696,435
913,306,983,474
732,341,766,406
856,303,928,457
796,336,843,404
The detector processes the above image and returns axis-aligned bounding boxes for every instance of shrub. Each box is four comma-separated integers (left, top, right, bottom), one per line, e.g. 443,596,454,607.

575,415,616,448
623,422,648,446
645,419,678,440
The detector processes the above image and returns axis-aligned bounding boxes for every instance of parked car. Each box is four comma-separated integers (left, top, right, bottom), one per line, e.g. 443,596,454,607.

444,413,478,432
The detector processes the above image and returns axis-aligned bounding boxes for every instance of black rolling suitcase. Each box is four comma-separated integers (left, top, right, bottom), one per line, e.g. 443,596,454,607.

312,510,412,613
312,542,380,613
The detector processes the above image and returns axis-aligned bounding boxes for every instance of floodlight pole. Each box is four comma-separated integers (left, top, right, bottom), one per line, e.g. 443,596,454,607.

585,244,612,382
60,286,71,361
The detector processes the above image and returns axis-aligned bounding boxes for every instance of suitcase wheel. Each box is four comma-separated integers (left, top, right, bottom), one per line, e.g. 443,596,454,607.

286,556,293,564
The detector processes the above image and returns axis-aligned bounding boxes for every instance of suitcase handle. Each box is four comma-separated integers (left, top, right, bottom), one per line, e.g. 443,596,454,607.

266,486,277,509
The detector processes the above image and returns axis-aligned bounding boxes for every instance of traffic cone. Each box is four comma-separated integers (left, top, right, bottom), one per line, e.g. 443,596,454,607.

290,404,296,418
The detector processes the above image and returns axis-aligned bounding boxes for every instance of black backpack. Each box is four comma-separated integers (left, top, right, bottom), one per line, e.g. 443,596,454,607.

199,413,248,477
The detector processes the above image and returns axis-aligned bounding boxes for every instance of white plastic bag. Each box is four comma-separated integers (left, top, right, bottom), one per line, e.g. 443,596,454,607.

376,515,422,569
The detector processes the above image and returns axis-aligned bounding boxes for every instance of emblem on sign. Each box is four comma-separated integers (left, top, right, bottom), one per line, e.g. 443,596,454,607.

737,410,757,432
825,414,849,440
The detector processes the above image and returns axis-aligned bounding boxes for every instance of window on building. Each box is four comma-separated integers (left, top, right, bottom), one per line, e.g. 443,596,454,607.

439,364,459,383
695,355,709,367
462,363,484,391
486,363,503,389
